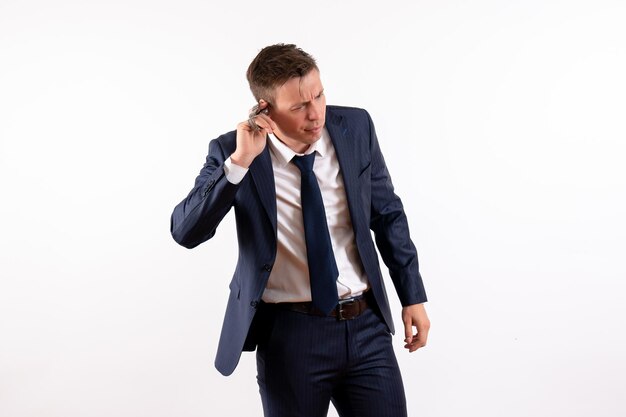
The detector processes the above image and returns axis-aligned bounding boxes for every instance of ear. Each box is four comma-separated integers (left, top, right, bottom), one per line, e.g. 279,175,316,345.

258,99,270,114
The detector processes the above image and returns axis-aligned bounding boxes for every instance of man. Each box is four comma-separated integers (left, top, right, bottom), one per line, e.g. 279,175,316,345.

171,44,430,417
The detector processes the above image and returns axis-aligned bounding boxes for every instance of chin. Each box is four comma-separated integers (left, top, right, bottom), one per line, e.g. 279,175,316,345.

301,130,323,142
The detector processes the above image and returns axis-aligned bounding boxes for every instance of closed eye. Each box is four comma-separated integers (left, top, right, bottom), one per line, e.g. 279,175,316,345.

291,90,324,111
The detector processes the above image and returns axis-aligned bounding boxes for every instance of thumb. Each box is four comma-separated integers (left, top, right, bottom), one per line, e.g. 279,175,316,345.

403,315,414,343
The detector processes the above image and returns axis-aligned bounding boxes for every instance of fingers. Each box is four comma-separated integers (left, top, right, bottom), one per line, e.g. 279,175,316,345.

245,102,276,134
403,317,421,353
403,328,427,352
246,116,262,132
244,117,273,135
253,113,277,132
404,327,428,352
403,329,419,352
403,339,421,352
239,114,275,136
403,319,414,345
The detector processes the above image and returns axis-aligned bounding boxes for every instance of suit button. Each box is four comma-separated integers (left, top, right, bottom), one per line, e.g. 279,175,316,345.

250,301,259,308
263,264,272,272
204,179,216,196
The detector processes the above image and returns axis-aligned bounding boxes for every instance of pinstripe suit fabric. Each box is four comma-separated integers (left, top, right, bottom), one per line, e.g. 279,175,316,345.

256,302,407,417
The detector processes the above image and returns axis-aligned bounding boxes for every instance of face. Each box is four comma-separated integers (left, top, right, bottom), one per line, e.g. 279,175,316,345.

267,69,326,153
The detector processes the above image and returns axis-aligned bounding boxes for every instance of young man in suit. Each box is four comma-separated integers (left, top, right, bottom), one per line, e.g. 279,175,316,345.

171,44,430,417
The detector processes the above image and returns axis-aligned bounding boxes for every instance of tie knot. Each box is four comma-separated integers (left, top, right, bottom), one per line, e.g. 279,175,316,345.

292,153,316,173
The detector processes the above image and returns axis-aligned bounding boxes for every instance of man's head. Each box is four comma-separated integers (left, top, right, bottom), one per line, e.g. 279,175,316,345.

247,44,326,153
247,44,318,105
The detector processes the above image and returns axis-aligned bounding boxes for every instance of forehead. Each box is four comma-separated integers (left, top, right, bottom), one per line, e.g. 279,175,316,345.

273,70,323,106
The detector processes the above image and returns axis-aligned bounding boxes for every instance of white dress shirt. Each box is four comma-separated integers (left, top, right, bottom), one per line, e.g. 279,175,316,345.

224,128,369,303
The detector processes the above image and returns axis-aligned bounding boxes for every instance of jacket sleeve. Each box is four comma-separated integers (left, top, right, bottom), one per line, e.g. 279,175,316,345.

365,111,428,306
170,136,240,249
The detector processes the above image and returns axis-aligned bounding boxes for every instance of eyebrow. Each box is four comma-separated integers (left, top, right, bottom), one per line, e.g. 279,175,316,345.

291,89,324,109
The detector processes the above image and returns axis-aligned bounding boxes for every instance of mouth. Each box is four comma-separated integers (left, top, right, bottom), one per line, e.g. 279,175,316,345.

305,125,322,133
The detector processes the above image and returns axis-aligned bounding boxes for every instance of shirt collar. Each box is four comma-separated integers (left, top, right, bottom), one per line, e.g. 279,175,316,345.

268,128,330,168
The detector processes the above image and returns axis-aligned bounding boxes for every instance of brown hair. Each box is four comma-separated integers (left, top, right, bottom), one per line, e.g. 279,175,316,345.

246,44,318,105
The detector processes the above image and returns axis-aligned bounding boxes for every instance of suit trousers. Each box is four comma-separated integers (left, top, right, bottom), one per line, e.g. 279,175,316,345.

255,299,408,417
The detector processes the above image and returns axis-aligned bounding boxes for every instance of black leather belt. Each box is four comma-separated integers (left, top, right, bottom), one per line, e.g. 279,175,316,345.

271,293,370,321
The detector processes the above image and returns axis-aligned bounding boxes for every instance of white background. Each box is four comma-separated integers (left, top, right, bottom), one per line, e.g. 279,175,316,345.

1,1,625,416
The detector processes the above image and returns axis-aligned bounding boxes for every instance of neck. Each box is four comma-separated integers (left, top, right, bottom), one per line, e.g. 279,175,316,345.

274,134,310,154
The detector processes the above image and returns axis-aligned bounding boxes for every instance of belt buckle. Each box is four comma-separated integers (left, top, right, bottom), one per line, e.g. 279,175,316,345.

336,298,357,321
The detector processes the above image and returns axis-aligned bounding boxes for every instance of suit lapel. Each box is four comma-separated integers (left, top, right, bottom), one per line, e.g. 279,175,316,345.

325,109,369,236
249,142,277,236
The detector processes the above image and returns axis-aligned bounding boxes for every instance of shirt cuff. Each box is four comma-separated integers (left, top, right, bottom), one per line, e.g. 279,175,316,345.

224,157,249,184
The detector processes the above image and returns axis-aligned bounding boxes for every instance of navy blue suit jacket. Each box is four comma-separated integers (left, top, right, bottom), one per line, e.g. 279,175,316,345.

171,105,426,376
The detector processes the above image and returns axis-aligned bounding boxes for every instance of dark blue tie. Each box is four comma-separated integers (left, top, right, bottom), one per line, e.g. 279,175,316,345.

292,153,339,315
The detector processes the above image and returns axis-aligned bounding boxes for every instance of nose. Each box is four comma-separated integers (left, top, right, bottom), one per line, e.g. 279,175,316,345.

307,101,322,121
